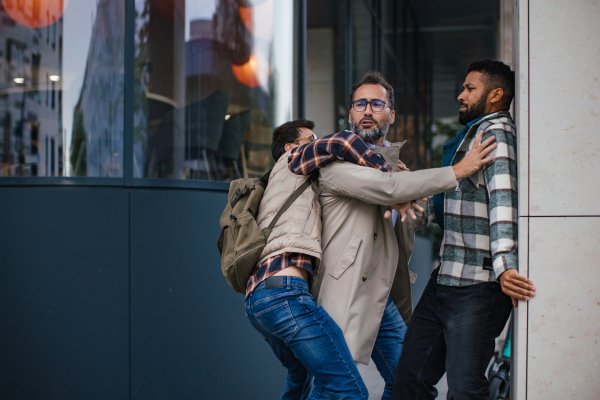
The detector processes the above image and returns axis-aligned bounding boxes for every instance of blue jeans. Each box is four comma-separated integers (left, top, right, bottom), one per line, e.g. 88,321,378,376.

245,276,368,400
371,296,408,400
393,268,512,400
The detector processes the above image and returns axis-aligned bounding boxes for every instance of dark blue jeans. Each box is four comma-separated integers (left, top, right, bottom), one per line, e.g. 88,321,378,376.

393,268,512,400
245,276,368,400
371,296,407,400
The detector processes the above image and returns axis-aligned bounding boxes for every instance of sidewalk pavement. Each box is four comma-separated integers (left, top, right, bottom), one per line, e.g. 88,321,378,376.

357,361,448,399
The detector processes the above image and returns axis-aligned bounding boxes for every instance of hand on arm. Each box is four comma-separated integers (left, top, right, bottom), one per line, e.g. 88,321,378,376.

383,162,422,221
499,269,536,308
451,130,497,179
397,160,410,172
384,198,428,221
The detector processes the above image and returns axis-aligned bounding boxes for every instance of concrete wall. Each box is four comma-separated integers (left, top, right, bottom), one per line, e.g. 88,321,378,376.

513,1,600,398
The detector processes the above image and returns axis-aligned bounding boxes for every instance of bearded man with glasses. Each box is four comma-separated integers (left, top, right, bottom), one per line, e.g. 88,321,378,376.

287,71,498,399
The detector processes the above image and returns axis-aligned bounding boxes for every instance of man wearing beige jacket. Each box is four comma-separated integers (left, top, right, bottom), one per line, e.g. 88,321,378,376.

288,71,497,399
246,119,398,400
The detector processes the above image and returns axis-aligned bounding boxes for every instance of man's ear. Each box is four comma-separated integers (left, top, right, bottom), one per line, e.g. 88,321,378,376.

489,88,504,105
284,143,294,153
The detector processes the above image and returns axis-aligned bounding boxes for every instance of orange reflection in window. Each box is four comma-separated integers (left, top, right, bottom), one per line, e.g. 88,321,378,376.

239,6,253,34
238,1,273,41
2,0,68,28
232,54,271,89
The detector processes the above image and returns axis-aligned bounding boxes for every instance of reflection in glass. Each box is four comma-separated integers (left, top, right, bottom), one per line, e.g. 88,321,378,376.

0,0,125,177
134,0,293,181
353,0,372,82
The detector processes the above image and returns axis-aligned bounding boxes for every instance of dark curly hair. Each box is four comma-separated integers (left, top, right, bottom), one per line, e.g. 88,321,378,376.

271,119,315,161
466,59,515,109
350,71,394,110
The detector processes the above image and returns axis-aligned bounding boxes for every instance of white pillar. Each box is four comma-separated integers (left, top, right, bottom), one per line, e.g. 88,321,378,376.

513,0,600,398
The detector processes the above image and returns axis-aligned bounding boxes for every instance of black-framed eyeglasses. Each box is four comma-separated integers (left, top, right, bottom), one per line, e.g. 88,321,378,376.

351,99,391,113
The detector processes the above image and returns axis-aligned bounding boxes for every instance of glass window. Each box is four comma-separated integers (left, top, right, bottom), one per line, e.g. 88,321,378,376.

133,0,294,181
352,0,372,83
0,1,125,178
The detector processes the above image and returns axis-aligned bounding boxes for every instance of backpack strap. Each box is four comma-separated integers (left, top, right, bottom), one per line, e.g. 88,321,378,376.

258,169,271,187
267,172,319,231
309,172,321,195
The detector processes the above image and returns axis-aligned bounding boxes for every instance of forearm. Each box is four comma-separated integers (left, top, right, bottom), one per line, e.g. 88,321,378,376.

484,131,519,279
320,162,458,205
288,130,391,175
488,184,518,278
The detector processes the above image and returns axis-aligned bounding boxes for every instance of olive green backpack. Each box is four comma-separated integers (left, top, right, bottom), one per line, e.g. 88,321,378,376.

217,171,318,293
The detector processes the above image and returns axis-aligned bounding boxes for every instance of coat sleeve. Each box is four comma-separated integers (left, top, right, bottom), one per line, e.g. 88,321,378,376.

481,124,519,279
319,162,458,205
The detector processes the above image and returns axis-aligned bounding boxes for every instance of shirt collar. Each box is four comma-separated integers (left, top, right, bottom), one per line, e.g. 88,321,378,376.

465,111,505,129
367,140,390,149
445,112,492,148
465,114,486,129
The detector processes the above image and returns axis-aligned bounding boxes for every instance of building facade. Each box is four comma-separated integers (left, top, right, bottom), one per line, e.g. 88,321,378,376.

1,0,598,399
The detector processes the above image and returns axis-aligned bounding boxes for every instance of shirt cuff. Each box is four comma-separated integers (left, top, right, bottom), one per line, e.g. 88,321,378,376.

493,253,518,280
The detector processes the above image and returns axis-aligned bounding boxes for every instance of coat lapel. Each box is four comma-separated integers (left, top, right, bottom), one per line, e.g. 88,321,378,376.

371,141,406,172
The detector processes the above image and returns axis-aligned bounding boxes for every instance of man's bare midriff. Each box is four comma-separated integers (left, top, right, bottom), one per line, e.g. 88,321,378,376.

274,265,309,280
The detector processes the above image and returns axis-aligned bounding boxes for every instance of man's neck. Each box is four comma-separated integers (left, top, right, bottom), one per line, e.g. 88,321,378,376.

369,137,386,147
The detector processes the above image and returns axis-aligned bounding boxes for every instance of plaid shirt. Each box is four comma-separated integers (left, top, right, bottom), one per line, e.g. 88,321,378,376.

428,111,518,286
246,253,314,296
288,130,392,175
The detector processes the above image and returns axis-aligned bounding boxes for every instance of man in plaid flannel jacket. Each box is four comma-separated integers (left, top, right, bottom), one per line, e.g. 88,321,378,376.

394,60,536,400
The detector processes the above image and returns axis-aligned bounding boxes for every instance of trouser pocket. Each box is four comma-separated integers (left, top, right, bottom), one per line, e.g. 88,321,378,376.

254,299,300,344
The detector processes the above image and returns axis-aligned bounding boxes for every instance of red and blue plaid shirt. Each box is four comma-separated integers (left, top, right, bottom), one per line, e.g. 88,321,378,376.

288,130,392,175
246,253,314,296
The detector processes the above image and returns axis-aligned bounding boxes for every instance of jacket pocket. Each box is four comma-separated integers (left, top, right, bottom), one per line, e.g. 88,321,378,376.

329,235,362,280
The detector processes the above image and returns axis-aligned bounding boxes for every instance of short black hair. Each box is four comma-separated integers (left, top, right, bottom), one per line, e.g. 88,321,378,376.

350,71,394,110
271,118,315,161
466,59,515,109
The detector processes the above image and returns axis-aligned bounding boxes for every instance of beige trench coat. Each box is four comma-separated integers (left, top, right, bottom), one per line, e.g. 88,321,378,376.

311,144,457,364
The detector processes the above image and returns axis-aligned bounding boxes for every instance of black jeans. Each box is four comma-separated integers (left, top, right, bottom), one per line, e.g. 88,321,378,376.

393,268,512,400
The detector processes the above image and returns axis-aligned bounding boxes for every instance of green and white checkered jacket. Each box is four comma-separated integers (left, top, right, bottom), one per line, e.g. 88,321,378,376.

427,111,518,286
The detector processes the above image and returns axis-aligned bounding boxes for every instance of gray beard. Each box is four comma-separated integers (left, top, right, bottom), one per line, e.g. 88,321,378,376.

350,118,389,144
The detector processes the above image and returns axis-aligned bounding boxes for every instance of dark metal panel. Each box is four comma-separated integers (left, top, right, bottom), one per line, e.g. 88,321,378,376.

0,177,230,192
132,178,229,192
130,189,286,399
0,187,130,400
0,177,125,187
